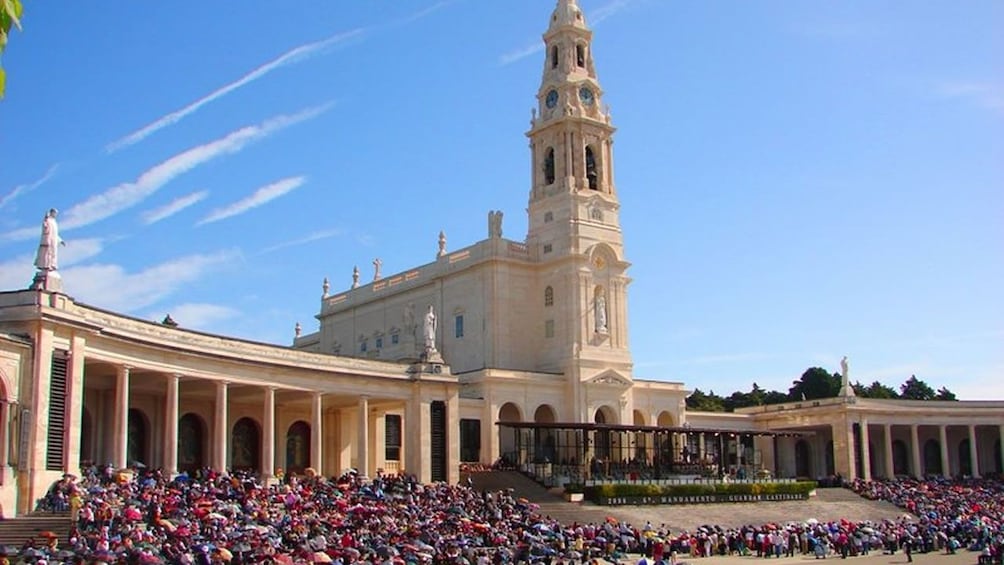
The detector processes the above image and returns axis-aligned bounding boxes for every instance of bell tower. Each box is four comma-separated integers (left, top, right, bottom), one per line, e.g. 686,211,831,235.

526,0,634,422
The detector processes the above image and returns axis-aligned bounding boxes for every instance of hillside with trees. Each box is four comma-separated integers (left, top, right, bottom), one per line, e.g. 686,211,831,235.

686,368,958,412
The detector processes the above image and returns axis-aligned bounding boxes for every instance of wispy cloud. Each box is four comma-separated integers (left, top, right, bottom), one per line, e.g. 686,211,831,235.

198,176,305,226
63,250,239,312
106,30,364,152
500,42,544,66
0,163,60,210
261,228,342,254
684,352,775,365
384,1,453,29
142,191,209,224
0,104,333,243
147,302,241,332
590,0,634,26
937,81,1004,115
0,237,106,290
499,0,637,65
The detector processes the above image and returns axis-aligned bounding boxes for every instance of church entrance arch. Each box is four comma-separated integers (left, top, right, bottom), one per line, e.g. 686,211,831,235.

795,440,812,478
178,413,206,472
924,439,942,475
231,417,261,471
497,403,522,465
533,405,557,463
127,409,148,467
285,421,311,474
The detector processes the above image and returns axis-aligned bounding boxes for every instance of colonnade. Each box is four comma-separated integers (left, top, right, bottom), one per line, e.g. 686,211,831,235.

837,419,1004,481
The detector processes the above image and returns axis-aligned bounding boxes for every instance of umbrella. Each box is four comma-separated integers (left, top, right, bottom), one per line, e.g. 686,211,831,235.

274,554,295,565
313,551,333,563
215,547,233,561
38,531,59,539
806,518,819,526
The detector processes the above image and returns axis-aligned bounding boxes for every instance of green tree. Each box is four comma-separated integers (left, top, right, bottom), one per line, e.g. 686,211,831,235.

788,367,840,401
686,388,725,412
935,387,957,401
899,375,936,400
0,0,24,98
853,380,899,399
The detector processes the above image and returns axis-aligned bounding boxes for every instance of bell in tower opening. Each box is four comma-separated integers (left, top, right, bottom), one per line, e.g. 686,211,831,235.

585,146,598,190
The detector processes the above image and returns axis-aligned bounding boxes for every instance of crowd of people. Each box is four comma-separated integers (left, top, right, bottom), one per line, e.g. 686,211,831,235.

11,466,1003,565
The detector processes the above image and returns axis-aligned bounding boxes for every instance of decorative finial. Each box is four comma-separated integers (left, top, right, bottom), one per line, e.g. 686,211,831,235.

322,277,330,298
161,314,178,327
372,258,382,281
437,231,447,257
294,322,302,338
351,266,360,289
488,211,504,239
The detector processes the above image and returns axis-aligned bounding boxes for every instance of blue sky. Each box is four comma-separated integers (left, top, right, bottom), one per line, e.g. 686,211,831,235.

1,1,1001,399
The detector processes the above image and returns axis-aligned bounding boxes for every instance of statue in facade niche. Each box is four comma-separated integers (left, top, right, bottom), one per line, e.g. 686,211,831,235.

595,293,608,333
34,208,64,271
423,305,437,351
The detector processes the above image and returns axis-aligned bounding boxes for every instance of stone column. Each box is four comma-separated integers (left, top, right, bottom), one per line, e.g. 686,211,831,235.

939,425,950,478
356,396,369,476
114,366,131,470
262,387,276,479
214,381,229,471
311,392,323,474
968,424,980,478
164,374,180,475
999,425,1004,476
447,388,461,485
883,424,895,479
405,385,431,482
910,424,923,478
860,418,872,482
65,335,86,473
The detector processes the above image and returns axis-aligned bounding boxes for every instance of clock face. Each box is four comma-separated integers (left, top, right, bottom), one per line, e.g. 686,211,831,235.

545,90,559,109
579,86,595,106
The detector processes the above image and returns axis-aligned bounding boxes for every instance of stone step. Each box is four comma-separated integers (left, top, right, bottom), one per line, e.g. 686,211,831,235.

0,513,72,548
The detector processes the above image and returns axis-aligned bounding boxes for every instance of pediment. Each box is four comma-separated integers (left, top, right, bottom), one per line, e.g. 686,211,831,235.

586,370,632,388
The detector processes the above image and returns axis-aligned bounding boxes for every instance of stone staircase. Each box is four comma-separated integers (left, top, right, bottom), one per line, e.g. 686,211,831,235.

466,470,610,525
0,512,72,548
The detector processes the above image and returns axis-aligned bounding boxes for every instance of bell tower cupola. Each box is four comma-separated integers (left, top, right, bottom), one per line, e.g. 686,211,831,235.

526,0,622,257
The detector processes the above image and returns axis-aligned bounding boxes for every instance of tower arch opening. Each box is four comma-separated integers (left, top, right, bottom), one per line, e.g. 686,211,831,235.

585,145,598,190
544,147,555,185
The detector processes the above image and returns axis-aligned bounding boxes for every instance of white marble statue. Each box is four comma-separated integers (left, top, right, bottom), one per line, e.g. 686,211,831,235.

595,293,608,333
351,266,360,289
322,277,330,298
438,231,447,257
373,258,382,281
34,208,64,271
423,305,437,351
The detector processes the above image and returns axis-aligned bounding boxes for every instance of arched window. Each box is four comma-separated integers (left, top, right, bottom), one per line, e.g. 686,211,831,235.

231,418,261,471
544,211,554,223
551,46,559,69
576,44,585,67
544,148,555,185
178,414,205,472
544,286,554,307
127,409,148,467
924,439,942,475
286,421,311,474
585,146,598,189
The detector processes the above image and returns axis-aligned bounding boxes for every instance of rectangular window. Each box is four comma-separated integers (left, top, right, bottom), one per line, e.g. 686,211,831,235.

545,319,555,338
543,243,553,254
375,337,383,349
460,419,481,462
385,415,402,461
360,341,367,352
455,315,464,338
391,334,399,345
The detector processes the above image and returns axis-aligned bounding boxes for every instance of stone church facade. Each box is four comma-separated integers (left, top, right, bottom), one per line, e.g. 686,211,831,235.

0,0,1000,517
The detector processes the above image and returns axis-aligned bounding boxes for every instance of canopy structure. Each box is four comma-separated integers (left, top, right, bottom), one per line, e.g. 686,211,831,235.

496,421,805,486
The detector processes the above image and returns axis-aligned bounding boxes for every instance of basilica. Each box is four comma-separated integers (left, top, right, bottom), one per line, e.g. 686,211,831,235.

0,0,1001,517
